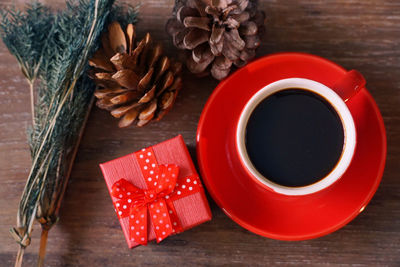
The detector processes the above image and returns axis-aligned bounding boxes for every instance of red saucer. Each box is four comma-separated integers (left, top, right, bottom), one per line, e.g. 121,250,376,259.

196,53,387,240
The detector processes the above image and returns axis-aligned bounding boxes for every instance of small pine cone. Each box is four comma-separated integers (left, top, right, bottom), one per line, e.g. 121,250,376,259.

89,22,183,127
166,0,265,80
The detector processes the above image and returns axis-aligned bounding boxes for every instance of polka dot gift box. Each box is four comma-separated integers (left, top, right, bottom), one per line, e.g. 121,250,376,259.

100,135,212,248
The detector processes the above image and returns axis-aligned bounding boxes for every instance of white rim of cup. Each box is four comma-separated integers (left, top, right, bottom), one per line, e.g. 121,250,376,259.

236,78,356,196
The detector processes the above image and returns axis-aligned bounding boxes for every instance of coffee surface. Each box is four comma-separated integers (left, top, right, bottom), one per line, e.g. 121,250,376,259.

245,89,344,187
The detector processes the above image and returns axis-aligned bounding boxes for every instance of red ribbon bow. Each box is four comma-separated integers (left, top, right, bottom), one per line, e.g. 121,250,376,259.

111,147,201,245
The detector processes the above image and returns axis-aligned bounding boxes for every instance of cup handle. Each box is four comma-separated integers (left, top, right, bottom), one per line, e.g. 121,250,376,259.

332,70,366,102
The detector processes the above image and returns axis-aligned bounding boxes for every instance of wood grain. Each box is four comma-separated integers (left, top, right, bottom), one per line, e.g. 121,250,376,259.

0,0,399,266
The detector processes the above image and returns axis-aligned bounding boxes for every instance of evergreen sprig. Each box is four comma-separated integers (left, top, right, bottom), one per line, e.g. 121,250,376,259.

0,1,138,266
0,2,54,81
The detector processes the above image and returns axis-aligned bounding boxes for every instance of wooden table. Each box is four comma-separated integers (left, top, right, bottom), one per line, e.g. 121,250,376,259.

1,0,399,266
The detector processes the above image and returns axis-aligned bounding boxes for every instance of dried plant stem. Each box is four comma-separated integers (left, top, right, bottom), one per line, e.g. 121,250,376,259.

38,227,49,267
29,81,35,126
36,98,94,266
15,246,25,267
1,2,138,266
56,97,94,214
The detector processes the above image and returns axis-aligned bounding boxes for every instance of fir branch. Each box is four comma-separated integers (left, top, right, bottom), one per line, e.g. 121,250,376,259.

1,1,139,266
0,2,55,125
17,0,115,252
0,2,54,81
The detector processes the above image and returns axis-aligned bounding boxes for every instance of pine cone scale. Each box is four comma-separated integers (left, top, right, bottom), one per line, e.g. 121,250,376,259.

118,109,139,128
89,49,115,71
225,29,245,50
169,76,183,92
214,55,232,69
237,0,249,11
110,53,131,70
96,98,114,111
126,24,135,53
94,88,125,99
222,38,240,61
205,6,219,17
187,48,214,73
111,69,140,89
191,0,208,17
177,6,200,22
184,28,209,49
95,72,113,80
156,71,174,97
210,40,224,56
110,91,140,105
155,57,170,81
108,22,127,54
239,21,258,35
138,100,157,121
139,85,156,103
224,17,240,28
111,103,139,118
244,34,260,49
210,24,225,45
148,44,163,68
183,17,211,31
137,67,154,92
231,11,250,23
155,90,179,121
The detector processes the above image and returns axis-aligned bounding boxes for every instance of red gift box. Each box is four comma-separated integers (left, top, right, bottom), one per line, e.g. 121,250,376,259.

100,135,212,248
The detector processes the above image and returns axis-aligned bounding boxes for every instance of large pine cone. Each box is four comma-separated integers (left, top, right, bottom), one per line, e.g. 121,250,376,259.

166,0,265,80
89,22,182,127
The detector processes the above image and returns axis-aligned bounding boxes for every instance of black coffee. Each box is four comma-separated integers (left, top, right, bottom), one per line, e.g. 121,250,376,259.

245,89,344,187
